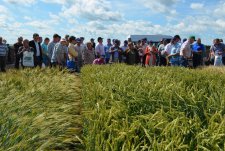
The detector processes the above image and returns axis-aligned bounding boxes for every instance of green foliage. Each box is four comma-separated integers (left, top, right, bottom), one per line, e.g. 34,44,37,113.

82,65,225,151
0,69,83,151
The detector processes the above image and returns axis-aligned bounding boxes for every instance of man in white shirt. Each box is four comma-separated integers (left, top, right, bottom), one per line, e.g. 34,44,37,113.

180,36,195,67
95,37,105,58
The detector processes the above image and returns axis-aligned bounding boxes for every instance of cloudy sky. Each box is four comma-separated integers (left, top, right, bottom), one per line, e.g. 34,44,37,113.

0,0,225,44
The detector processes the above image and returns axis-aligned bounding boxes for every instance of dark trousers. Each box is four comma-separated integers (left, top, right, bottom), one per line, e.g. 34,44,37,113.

0,56,6,72
159,56,167,66
193,53,202,68
180,57,188,67
222,57,225,65
34,56,42,68
15,54,20,69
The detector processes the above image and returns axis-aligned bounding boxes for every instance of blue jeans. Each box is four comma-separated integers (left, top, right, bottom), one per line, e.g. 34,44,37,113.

180,57,188,67
170,57,180,66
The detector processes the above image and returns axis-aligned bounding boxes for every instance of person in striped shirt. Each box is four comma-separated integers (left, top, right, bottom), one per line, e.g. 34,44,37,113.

0,37,8,72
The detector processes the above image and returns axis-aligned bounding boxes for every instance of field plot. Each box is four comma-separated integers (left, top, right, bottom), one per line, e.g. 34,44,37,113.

0,69,83,150
82,65,225,151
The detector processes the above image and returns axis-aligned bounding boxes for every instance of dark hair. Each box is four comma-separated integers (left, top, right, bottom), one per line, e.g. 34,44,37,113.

44,37,50,41
69,36,76,42
33,33,39,38
53,34,60,38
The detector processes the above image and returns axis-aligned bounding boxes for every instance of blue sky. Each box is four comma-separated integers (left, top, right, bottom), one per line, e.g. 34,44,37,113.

0,0,225,45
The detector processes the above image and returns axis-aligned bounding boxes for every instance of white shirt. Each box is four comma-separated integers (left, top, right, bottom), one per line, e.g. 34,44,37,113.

180,40,192,58
95,43,105,56
35,41,40,56
164,43,173,55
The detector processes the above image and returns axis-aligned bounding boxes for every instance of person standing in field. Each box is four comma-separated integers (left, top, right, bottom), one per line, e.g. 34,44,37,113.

90,38,96,49
104,38,112,64
51,38,68,70
158,39,168,66
14,37,23,69
48,34,60,67
41,37,50,67
125,42,139,65
138,38,148,66
29,33,43,67
0,37,8,72
83,42,95,65
110,39,122,63
145,41,158,67
210,38,225,66
121,40,128,63
95,37,105,59
180,36,195,67
18,39,35,68
192,38,205,68
167,36,181,67
67,36,78,71
75,38,85,72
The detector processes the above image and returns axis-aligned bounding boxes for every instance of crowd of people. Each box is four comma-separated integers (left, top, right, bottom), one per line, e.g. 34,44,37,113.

0,33,224,72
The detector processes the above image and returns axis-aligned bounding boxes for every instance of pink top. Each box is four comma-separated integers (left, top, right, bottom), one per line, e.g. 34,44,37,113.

93,58,105,65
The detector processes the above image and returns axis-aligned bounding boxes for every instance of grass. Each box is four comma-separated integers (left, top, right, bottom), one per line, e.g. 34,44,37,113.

0,68,83,151
82,64,225,151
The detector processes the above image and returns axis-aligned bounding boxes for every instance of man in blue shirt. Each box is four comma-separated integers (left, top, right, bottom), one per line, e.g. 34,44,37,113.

104,38,112,64
192,38,205,68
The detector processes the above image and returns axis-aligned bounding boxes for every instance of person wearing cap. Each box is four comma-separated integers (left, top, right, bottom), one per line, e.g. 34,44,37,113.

95,37,105,58
14,37,23,69
0,37,8,72
83,41,95,65
125,42,139,65
180,36,195,67
48,34,60,67
67,36,78,70
192,38,206,68
121,40,128,63
75,38,85,72
29,33,43,67
51,38,68,70
145,41,158,67
104,38,112,64
41,37,50,67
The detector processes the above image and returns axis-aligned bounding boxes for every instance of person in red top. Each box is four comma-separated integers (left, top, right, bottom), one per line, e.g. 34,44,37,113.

145,41,158,67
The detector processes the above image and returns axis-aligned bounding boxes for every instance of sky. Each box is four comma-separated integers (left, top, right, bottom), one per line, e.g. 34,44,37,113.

0,0,225,45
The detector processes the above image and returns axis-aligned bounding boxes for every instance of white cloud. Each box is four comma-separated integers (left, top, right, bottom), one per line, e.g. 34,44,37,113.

139,0,179,15
3,0,36,5
190,3,204,9
214,2,225,16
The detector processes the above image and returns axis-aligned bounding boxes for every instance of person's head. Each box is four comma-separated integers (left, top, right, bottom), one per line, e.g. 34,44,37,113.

53,34,60,42
23,39,30,48
76,38,81,45
220,39,223,43
163,39,167,45
98,37,103,43
141,38,146,45
173,35,181,44
44,37,50,45
124,40,128,46
60,38,67,46
86,42,92,49
80,37,84,43
0,37,2,44
149,41,153,46
18,37,23,43
197,38,201,44
128,42,134,49
114,39,120,46
107,38,111,44
69,36,76,44
90,38,95,43
33,33,39,42
65,35,70,41
183,38,187,43
189,36,195,44
215,38,220,45
128,38,132,42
